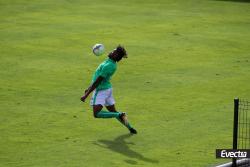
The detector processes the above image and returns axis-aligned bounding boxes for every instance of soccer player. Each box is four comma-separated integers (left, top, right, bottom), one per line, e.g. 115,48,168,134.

80,45,137,134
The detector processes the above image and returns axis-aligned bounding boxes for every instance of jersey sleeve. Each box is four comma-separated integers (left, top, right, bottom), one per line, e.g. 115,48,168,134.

99,64,115,78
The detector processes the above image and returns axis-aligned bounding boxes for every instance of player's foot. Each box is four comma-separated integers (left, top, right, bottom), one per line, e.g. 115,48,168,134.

119,112,128,125
129,128,137,134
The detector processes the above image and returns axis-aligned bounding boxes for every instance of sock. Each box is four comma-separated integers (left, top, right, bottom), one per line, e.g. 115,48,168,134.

116,116,132,129
96,111,120,118
96,110,133,129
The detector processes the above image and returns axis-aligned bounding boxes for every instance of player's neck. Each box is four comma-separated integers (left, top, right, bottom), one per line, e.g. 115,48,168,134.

108,55,116,62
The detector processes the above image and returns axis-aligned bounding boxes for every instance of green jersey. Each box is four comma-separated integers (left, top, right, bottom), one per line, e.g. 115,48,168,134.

92,58,117,90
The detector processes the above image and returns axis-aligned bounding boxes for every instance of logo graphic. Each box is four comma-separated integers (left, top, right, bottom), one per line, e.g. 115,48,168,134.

216,149,250,158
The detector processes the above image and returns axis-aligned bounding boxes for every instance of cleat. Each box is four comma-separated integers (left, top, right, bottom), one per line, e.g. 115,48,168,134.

119,112,126,120
129,128,137,134
119,112,128,125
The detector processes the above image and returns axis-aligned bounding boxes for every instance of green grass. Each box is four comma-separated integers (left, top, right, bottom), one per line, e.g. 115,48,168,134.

1,0,250,166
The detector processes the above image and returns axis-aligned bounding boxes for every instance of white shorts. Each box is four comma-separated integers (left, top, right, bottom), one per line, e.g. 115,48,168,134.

90,88,115,106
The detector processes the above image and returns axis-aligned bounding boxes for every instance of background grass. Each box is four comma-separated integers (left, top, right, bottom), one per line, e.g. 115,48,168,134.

0,0,250,166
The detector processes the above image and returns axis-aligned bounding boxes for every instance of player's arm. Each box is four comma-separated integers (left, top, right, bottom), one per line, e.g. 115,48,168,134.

80,76,104,102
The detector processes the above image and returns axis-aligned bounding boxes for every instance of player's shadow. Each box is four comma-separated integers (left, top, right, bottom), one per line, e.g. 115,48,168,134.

93,134,159,164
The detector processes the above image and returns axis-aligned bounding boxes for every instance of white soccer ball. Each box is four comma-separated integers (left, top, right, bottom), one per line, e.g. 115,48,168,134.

92,44,105,56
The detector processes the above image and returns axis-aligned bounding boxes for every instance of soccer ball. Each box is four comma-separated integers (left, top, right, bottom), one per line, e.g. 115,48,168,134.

92,44,105,56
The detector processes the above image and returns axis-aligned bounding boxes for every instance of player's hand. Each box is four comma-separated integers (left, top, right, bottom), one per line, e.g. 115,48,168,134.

80,95,87,102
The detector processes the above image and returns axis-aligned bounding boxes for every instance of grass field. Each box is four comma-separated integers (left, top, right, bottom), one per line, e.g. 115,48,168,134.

1,0,250,166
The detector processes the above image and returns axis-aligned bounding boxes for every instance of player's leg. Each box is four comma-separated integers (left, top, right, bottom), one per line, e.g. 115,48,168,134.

91,89,121,118
93,104,121,118
106,105,129,125
105,88,137,134
106,105,137,134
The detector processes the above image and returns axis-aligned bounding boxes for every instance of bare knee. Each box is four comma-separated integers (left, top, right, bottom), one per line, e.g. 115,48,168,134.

93,105,102,118
93,111,99,118
106,105,117,112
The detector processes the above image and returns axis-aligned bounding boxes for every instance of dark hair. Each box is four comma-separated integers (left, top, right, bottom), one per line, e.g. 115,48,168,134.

116,45,127,58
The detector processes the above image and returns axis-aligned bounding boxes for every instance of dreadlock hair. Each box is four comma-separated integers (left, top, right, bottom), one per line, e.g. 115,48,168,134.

116,45,127,57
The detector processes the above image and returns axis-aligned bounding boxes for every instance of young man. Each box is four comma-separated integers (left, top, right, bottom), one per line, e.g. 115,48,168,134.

81,45,137,134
